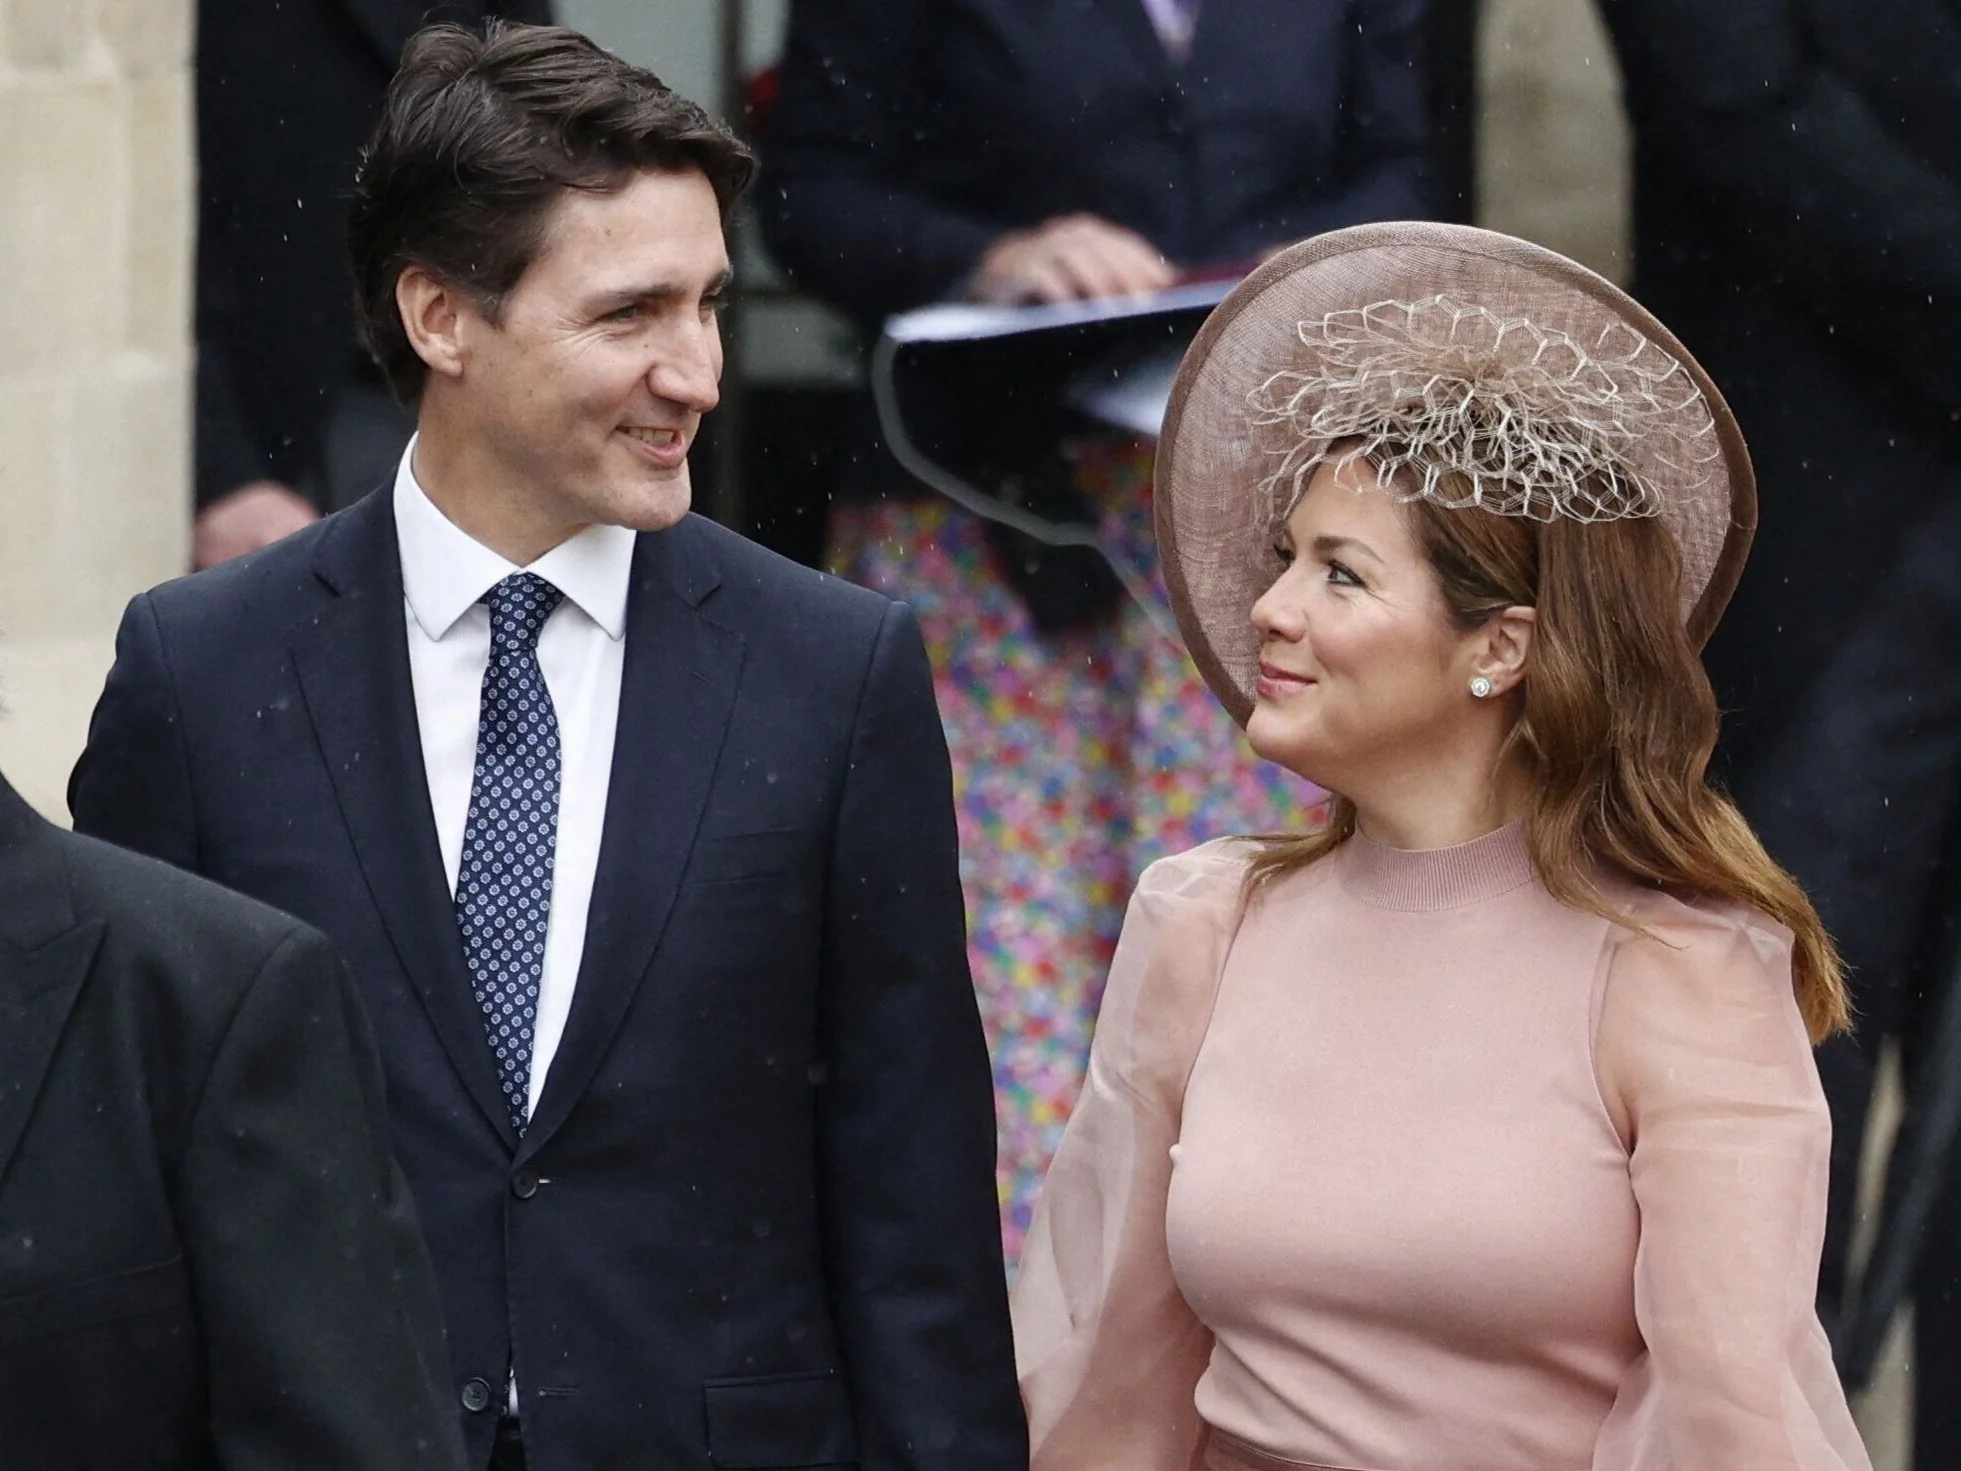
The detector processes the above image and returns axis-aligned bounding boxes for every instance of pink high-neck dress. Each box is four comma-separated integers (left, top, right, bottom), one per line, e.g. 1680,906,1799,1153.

1012,824,1870,1471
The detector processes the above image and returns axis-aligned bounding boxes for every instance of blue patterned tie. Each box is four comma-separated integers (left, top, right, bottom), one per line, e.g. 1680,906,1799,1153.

456,572,564,1136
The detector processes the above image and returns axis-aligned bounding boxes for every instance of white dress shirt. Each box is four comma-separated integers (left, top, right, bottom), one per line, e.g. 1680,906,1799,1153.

1139,0,1199,57
393,440,634,1121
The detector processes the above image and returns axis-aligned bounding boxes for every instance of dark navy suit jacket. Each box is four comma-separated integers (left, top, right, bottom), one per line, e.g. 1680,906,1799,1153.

757,0,1434,324
69,491,1025,1471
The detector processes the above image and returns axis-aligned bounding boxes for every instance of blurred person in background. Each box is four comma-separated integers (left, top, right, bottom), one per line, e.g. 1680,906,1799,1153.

193,0,549,569
1596,1,1961,1461
757,0,1437,1264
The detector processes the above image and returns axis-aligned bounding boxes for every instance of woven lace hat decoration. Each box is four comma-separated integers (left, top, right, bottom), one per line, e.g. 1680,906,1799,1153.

1156,222,1756,726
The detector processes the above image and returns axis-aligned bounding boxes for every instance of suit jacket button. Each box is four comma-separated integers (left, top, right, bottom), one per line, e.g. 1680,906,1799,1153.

460,1378,494,1414
511,1169,540,1200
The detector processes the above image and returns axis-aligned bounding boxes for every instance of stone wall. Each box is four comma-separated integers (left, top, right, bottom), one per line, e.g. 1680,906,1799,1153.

0,0,191,818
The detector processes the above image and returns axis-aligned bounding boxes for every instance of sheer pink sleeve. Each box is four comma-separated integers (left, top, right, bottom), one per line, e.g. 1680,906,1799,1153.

1011,843,1248,1471
1590,898,1871,1471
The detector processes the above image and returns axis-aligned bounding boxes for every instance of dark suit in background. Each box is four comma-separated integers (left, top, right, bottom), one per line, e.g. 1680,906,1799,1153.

0,775,461,1470
757,0,1434,327
1597,0,1961,771
743,0,1453,573
195,0,549,511
1597,3,1961,1461
69,492,1024,1470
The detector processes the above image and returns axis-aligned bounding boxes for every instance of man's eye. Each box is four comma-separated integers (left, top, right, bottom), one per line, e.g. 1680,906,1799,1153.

702,294,728,315
605,304,639,323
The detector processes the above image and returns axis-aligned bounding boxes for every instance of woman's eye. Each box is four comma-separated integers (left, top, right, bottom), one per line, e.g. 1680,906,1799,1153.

1325,560,1363,588
1270,541,1294,567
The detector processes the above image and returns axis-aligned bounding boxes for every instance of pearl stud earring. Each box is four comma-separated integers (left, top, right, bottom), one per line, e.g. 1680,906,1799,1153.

1469,676,1494,699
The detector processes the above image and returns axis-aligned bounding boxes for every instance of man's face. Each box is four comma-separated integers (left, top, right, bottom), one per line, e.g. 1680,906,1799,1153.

447,167,729,538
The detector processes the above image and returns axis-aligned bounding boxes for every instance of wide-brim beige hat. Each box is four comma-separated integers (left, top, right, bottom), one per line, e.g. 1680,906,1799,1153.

1156,221,1755,727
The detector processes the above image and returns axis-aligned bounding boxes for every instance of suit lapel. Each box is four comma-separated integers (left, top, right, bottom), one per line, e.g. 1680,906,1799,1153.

0,781,104,1190
522,522,742,1156
290,495,519,1149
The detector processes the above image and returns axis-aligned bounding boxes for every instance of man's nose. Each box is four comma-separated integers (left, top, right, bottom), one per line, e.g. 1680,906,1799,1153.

649,325,722,414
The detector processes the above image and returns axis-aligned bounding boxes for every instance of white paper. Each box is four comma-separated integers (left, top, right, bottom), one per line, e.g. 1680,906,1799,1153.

882,278,1237,345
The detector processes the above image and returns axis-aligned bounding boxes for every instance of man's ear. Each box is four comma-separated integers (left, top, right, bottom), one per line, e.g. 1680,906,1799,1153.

395,265,470,383
1471,604,1537,697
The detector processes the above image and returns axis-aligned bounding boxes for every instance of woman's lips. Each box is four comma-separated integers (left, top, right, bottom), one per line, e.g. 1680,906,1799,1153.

1255,661,1316,700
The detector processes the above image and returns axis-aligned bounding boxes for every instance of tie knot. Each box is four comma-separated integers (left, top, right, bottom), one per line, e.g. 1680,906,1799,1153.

484,572,563,652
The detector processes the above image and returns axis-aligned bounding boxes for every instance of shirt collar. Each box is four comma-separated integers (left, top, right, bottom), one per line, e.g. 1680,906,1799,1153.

392,437,635,641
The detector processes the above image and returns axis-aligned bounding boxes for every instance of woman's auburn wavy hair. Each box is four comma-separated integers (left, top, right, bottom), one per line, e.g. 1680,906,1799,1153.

1243,458,1850,1043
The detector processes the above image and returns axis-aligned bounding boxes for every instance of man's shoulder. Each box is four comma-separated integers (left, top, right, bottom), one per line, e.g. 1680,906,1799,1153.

670,513,895,640
145,498,368,632
55,822,322,982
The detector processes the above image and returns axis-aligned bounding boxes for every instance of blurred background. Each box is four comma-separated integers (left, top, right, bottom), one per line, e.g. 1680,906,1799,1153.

0,4,1942,1463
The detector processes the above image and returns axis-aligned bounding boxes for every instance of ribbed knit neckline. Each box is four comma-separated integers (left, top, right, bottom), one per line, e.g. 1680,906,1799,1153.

1338,821,1537,912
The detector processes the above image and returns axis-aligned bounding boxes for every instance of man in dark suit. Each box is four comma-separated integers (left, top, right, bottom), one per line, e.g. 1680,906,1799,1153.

0,770,462,1468
73,21,1024,1471
193,0,550,567
1597,1,1961,1462
758,0,1432,325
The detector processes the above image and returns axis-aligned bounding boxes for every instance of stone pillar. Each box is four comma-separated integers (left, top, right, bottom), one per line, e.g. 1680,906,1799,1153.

0,0,191,818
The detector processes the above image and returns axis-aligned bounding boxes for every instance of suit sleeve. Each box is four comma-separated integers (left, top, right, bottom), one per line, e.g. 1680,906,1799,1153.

69,592,201,872
176,925,465,1470
1598,0,1961,412
816,601,1028,1471
192,0,272,510
194,274,271,510
757,0,1003,323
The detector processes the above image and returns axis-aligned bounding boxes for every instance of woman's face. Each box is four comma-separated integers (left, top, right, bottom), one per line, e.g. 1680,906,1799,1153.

1246,455,1496,792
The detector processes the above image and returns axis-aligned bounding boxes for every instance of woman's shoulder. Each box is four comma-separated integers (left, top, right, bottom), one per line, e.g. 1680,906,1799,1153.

1594,879,1806,1050
1601,881,1795,977
1095,841,1263,1094
1133,837,1261,905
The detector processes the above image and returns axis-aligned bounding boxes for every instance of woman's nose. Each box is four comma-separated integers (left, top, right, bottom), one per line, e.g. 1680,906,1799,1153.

1251,576,1305,642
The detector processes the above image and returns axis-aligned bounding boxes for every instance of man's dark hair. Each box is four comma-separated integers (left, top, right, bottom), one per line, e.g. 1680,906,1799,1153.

348,21,755,404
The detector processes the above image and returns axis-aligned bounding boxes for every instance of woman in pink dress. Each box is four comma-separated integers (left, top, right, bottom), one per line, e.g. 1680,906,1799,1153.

1013,223,1872,1470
